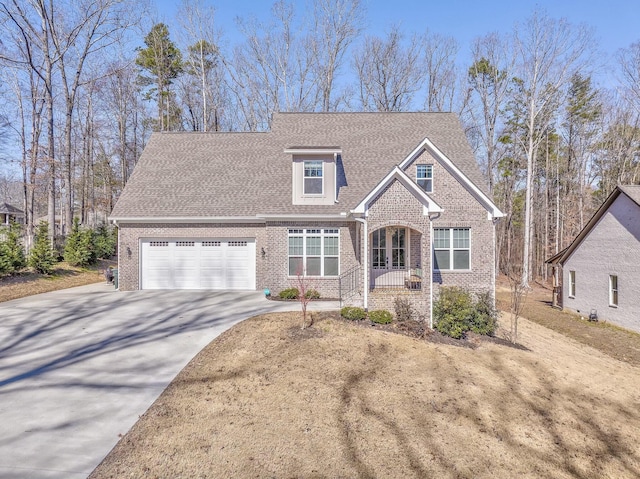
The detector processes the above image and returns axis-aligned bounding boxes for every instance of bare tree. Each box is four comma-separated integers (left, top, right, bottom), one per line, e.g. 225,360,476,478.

229,1,318,130
353,26,423,112
0,0,58,244
421,30,459,112
512,10,594,286
4,67,46,242
311,0,364,111
294,271,317,329
177,0,226,131
618,42,640,111
46,0,138,233
593,95,640,199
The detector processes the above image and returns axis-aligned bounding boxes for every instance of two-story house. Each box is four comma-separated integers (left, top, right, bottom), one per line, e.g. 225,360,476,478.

110,112,503,325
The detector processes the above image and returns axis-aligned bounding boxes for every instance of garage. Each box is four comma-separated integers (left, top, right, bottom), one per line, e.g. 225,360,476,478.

140,239,256,290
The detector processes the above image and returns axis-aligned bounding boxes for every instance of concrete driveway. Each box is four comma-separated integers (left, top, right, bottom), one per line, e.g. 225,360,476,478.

0,283,338,479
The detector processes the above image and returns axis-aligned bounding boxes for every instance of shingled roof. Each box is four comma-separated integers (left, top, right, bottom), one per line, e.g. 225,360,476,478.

0,203,24,215
110,112,488,219
546,185,640,265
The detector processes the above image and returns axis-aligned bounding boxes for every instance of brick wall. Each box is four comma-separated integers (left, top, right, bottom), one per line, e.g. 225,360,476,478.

412,154,496,300
366,179,432,319
356,155,497,319
263,221,357,298
117,223,267,291
117,220,358,299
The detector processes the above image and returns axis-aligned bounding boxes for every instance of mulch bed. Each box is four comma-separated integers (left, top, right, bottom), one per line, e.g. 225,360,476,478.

310,310,525,350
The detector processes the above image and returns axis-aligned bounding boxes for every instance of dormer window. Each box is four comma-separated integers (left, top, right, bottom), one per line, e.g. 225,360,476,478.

303,160,323,195
416,164,433,192
285,146,341,206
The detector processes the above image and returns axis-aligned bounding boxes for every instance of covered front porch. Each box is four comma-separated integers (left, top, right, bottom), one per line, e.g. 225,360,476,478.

369,226,424,291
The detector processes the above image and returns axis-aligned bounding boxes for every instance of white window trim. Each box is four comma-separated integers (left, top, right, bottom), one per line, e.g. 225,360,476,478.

288,228,339,277
609,274,618,307
433,228,471,271
416,164,433,193
569,270,576,298
303,160,324,196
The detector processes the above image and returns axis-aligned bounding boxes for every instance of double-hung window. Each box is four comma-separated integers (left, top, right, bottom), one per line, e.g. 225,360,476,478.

288,228,339,276
609,275,618,307
433,228,470,270
416,164,433,192
569,271,576,297
303,161,323,195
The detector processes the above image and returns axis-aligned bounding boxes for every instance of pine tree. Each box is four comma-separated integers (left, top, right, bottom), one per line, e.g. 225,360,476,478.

64,218,96,267
93,224,117,259
29,222,58,275
136,23,183,131
0,221,26,275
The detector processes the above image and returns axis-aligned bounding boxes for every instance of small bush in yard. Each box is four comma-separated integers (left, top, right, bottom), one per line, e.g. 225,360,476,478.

470,290,498,336
278,287,299,300
369,309,393,324
341,306,366,320
433,286,497,339
393,296,413,322
304,288,321,299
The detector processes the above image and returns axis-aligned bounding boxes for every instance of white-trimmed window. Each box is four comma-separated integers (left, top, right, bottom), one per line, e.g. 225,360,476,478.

433,228,470,270
416,164,433,192
303,161,323,195
569,271,576,297
288,228,339,276
609,275,618,307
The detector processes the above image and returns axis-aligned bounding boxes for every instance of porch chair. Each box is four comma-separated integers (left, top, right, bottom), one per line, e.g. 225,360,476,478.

405,268,422,290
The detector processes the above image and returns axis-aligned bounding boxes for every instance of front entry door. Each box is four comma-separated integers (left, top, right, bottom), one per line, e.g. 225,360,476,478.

371,227,407,287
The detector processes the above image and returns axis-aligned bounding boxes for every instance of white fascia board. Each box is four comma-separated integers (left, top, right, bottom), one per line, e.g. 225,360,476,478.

283,148,342,155
399,137,504,219
352,166,443,215
257,213,349,221
109,216,265,224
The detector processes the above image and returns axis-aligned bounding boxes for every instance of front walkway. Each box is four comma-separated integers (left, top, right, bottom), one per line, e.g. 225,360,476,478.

0,284,337,479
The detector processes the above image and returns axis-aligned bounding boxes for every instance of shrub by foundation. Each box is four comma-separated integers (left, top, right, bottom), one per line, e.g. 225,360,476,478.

278,287,299,300
434,286,497,339
341,306,366,321
393,296,413,322
369,309,393,324
304,289,321,299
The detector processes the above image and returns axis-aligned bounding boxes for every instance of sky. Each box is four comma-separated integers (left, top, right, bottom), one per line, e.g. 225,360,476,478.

153,0,640,66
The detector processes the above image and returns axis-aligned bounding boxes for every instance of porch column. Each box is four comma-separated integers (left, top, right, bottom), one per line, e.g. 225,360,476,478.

356,217,368,310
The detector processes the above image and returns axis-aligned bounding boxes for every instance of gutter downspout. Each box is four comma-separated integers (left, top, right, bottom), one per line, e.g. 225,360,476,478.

428,212,441,329
492,217,499,308
355,217,368,310
334,153,338,203
113,219,120,291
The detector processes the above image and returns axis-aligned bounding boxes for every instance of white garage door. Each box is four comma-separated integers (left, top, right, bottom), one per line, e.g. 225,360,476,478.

141,239,256,290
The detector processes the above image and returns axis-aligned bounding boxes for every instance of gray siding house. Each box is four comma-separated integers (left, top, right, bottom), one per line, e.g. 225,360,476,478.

110,112,503,325
0,203,24,225
548,186,640,333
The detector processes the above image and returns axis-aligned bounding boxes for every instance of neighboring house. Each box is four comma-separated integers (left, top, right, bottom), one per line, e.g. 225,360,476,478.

110,112,503,325
0,202,25,225
546,185,640,333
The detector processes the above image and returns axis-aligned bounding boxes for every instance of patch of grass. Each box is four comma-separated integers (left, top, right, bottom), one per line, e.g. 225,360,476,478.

0,259,115,303
496,282,640,367
90,311,640,479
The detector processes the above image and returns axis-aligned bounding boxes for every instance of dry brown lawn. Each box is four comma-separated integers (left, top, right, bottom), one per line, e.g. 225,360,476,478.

90,306,640,479
0,259,114,303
